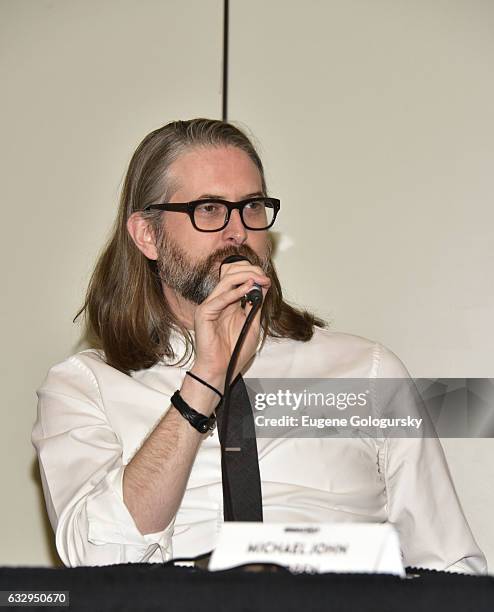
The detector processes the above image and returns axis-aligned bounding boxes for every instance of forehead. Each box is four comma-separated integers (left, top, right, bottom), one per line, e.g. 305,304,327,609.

167,145,263,200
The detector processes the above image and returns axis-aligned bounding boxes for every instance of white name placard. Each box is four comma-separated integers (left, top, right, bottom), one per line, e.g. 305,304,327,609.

208,522,404,576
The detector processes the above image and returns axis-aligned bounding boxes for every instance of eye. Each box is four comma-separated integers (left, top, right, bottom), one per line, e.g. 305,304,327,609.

245,200,264,211
196,202,225,215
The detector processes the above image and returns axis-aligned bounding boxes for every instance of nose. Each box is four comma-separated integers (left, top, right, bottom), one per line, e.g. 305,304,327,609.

222,208,248,246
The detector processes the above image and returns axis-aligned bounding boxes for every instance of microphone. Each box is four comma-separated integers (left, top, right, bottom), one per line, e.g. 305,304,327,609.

220,255,264,306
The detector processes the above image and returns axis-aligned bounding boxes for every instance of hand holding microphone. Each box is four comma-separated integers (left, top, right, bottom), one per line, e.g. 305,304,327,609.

191,254,270,389
219,254,264,307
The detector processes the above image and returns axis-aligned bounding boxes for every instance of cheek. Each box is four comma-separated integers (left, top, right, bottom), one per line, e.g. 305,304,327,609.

249,232,270,258
172,223,222,259
164,214,207,248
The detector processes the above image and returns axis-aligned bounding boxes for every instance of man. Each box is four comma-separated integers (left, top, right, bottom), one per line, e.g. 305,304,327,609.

33,119,486,572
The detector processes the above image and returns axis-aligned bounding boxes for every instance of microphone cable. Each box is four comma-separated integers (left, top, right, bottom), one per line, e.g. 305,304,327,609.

218,254,264,521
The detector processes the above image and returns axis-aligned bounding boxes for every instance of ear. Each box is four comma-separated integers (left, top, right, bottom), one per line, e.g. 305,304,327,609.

126,212,159,260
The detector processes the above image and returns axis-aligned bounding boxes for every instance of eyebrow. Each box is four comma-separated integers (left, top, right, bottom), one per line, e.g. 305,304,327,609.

196,191,265,200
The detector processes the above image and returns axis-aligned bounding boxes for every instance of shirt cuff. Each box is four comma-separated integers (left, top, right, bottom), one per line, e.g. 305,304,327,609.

86,464,174,560
444,556,489,575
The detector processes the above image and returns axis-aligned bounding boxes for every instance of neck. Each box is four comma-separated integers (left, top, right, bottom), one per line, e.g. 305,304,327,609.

163,284,196,331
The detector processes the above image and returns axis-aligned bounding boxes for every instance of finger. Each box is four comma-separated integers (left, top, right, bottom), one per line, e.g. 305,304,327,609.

200,280,256,316
218,258,250,277
209,270,270,300
219,262,268,283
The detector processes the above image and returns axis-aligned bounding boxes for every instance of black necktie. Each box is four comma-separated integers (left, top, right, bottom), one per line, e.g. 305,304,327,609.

216,374,263,522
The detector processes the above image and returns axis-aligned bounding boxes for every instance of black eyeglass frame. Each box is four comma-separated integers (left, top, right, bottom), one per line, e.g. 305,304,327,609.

142,197,281,232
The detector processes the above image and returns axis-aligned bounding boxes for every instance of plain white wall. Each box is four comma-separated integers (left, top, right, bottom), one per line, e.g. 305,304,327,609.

2,0,493,570
229,0,494,569
0,0,222,566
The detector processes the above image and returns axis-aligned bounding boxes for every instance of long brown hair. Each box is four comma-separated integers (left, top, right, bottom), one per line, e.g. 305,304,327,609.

75,119,326,374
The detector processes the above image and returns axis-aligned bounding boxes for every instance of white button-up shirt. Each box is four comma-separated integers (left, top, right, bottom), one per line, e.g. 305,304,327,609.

32,327,487,572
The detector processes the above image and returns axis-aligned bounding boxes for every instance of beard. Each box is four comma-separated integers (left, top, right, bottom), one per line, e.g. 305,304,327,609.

156,230,272,305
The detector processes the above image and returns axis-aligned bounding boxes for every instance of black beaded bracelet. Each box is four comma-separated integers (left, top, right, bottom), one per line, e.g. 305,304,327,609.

171,390,217,434
185,371,223,399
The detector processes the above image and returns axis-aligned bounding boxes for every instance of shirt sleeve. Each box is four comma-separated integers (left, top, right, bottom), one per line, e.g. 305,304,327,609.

375,344,487,574
32,355,174,567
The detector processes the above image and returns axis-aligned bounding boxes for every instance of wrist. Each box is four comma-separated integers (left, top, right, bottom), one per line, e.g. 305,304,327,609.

180,368,224,418
171,391,217,434
189,363,226,395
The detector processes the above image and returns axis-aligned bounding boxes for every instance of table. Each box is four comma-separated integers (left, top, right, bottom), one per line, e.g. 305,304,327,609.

1,564,493,612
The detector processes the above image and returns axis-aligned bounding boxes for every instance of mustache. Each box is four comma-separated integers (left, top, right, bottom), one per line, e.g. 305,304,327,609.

206,244,270,278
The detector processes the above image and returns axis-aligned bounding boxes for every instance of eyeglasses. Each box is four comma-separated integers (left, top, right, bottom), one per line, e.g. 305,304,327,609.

142,197,280,232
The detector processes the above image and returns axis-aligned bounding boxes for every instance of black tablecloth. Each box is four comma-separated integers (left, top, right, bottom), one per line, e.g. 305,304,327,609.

1,564,493,612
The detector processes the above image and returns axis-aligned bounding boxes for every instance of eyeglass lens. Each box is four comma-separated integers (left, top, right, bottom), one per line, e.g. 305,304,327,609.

193,199,275,230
